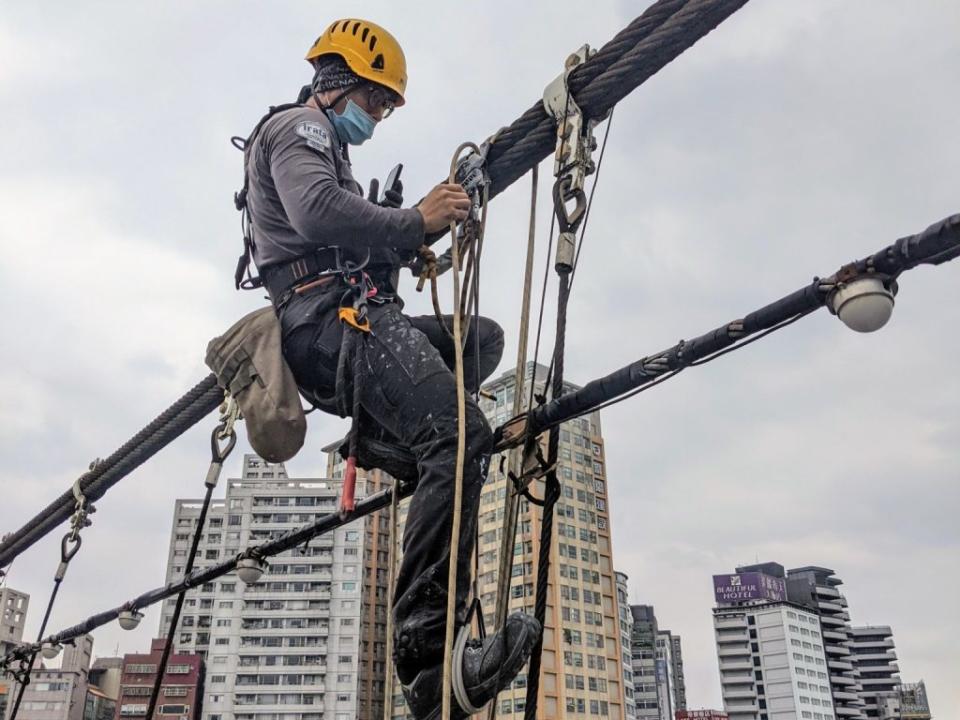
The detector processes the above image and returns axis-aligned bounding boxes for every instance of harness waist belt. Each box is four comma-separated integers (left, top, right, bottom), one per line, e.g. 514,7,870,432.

261,248,342,303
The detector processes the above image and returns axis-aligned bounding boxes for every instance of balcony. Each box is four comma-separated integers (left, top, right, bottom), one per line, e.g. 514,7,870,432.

815,585,841,598
835,706,863,717
724,688,757,700
822,630,847,642
832,690,860,702
854,651,896,663
716,629,749,644
718,660,754,672
718,646,751,658
817,600,844,613
825,644,851,656
819,615,846,628
831,674,856,686
828,659,854,673
715,616,747,630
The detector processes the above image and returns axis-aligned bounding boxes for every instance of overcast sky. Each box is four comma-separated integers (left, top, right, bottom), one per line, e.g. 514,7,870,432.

1,1,958,715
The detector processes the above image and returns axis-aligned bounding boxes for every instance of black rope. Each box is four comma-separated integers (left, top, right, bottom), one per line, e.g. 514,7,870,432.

9,497,90,720
143,410,236,720
144,480,215,720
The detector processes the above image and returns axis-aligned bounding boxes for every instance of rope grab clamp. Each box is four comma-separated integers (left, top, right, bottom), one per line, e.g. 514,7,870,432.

542,45,606,272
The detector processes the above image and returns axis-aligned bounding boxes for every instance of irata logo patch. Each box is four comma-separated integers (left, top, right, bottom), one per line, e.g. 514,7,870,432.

295,121,331,151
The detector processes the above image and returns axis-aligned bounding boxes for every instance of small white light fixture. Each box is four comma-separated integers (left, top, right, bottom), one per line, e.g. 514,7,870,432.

40,643,62,660
236,556,266,584
118,609,143,631
830,277,895,333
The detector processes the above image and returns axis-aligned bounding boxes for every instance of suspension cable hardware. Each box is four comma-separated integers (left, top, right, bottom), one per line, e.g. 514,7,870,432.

543,45,605,274
207,395,240,488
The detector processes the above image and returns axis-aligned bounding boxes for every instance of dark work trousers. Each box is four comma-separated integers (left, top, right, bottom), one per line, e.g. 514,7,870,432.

280,290,504,681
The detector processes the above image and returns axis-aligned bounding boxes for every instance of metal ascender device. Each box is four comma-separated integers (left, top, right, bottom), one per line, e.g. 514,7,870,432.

542,44,605,273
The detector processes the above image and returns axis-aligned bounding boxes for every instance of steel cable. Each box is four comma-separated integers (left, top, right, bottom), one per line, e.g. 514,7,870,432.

0,375,224,569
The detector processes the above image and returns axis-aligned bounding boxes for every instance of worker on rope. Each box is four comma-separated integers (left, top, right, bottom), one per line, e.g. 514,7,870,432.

234,18,539,719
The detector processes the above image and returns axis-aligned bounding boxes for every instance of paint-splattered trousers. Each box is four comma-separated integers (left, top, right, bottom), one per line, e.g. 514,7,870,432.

280,292,504,681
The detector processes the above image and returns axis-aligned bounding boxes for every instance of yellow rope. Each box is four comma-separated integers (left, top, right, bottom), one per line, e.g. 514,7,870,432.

441,141,481,719
487,164,539,720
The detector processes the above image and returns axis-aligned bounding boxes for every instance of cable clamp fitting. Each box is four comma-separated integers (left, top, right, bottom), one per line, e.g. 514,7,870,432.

542,45,605,271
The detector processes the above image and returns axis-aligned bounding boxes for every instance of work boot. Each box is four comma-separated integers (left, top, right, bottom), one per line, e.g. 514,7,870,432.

400,612,541,719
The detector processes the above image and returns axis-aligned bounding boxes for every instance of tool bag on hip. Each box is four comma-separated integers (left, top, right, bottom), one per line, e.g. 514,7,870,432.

205,307,306,463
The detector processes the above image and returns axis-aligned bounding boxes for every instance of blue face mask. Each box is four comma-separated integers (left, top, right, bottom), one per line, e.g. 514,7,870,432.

326,100,376,146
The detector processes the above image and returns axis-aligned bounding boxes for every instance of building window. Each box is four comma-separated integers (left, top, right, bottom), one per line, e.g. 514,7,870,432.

126,664,158,674
158,705,188,715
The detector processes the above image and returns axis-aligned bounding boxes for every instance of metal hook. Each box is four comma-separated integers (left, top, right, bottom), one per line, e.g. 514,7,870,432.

552,175,587,233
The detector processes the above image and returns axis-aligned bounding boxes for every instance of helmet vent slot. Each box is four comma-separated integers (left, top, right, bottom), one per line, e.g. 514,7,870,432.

371,53,385,70
369,35,378,51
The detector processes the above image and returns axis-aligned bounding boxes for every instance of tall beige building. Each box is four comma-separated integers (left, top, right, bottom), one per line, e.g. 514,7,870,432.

477,362,627,719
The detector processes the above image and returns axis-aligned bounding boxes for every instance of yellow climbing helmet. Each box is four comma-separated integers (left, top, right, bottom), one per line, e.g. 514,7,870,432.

306,19,407,106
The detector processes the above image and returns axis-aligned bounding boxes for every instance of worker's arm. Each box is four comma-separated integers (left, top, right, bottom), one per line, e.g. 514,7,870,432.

267,111,426,251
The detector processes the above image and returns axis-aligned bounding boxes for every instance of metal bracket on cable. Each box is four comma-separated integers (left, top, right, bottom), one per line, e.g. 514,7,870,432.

542,44,605,273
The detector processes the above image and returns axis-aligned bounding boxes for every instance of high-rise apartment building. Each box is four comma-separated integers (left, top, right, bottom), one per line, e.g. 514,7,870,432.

785,567,866,720
712,567,836,720
478,363,626,718
654,629,686,720
848,627,898,719
387,362,628,718
161,455,369,720
1,586,30,720
116,639,202,720
627,605,685,720
629,605,659,720
614,573,636,720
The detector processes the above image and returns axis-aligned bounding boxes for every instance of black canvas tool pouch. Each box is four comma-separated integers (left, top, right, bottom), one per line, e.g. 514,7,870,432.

205,306,307,462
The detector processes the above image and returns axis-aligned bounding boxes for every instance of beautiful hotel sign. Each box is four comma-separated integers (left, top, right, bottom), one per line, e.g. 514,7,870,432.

712,572,786,603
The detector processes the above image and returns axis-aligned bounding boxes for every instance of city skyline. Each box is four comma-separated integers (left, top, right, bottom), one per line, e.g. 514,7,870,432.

2,3,958,713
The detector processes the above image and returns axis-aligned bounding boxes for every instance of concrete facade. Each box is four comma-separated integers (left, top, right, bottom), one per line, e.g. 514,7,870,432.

478,363,627,719
13,636,96,720
0,586,30,720
848,627,898,719
614,573,636,720
627,605,685,720
161,455,368,720
713,600,836,720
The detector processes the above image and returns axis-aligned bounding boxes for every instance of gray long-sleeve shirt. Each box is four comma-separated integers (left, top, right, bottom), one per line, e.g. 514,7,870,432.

245,105,424,273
